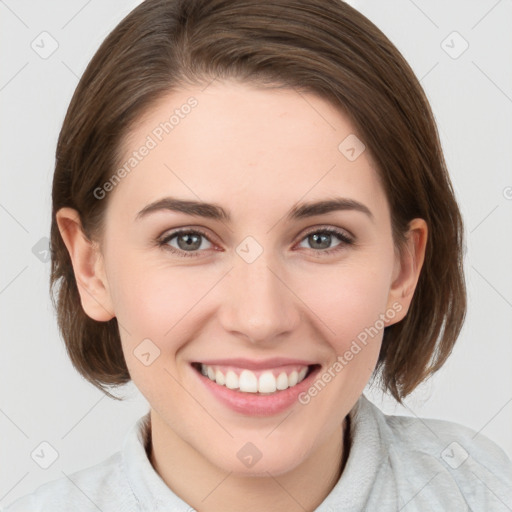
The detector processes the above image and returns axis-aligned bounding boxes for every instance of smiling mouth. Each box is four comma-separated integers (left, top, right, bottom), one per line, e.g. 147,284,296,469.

191,362,320,395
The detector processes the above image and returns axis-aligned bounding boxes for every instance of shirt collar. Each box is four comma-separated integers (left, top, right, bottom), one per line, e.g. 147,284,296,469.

315,393,389,510
121,393,387,511
121,411,193,511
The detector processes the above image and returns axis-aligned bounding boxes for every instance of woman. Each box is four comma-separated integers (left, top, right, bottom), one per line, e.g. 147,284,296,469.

5,0,512,510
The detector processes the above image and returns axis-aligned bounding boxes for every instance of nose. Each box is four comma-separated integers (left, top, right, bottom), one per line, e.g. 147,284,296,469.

218,251,300,345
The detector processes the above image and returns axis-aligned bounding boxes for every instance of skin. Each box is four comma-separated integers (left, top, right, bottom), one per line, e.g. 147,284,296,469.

57,80,427,512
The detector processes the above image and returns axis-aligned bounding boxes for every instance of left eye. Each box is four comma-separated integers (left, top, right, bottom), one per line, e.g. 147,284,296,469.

157,227,354,258
298,228,353,254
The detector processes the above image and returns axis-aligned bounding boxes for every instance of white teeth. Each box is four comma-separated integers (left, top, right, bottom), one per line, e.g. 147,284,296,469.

225,370,239,390
258,371,277,393
239,370,258,393
276,372,288,390
215,369,225,386
199,364,310,394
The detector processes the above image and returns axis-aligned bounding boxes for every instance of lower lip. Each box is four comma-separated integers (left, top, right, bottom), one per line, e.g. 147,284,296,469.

192,364,321,416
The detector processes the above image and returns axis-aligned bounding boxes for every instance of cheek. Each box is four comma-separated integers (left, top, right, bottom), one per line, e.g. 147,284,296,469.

109,248,205,331
299,257,393,359
107,253,220,380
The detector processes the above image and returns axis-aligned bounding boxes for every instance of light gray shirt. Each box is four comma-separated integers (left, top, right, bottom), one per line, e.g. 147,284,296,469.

3,393,512,511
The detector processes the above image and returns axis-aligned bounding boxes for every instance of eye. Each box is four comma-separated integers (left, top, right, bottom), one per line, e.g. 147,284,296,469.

296,227,354,256
157,228,214,258
157,226,354,258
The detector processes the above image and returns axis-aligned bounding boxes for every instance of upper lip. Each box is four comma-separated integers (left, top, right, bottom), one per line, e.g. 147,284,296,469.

193,357,318,370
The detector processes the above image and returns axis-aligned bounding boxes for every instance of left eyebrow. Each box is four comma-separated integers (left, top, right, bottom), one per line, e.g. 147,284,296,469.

286,197,374,223
135,196,374,223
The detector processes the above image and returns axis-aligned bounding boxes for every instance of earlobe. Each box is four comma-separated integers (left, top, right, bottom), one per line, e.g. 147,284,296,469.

386,218,428,324
56,207,115,322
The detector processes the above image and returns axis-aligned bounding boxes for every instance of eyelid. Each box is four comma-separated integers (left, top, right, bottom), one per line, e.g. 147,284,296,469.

157,224,355,257
300,224,354,241
157,227,216,254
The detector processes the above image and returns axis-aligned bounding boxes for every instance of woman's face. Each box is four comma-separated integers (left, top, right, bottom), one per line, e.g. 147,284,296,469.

68,80,424,476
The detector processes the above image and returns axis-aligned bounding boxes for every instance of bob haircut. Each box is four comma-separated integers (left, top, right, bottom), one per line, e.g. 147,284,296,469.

50,0,466,403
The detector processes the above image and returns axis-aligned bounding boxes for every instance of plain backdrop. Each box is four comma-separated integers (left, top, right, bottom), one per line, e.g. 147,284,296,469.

1,0,511,506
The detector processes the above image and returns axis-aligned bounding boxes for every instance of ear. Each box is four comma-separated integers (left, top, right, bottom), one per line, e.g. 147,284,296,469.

385,218,428,325
55,207,115,322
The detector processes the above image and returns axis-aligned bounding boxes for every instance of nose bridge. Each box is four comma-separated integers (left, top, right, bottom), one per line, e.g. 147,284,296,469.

219,245,298,343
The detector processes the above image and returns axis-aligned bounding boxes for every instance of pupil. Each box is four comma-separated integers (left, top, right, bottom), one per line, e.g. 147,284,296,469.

312,233,329,249
180,234,200,250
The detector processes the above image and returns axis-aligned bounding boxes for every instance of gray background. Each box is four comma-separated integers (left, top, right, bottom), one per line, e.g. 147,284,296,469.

1,0,511,506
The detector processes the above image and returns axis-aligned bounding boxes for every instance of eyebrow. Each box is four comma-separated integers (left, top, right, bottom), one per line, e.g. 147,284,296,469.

135,196,374,223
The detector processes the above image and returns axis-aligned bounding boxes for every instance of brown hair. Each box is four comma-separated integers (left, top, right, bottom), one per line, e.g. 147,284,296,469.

50,0,466,403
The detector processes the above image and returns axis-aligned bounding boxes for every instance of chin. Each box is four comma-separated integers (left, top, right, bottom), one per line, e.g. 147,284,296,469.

208,439,313,477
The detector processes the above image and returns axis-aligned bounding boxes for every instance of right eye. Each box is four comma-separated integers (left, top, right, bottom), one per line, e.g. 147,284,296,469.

157,228,215,258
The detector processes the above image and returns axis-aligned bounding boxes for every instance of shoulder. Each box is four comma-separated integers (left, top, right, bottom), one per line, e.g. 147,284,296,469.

2,451,136,512
361,396,512,510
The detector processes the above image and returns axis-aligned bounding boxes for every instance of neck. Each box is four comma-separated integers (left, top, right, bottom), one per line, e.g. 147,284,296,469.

148,414,350,512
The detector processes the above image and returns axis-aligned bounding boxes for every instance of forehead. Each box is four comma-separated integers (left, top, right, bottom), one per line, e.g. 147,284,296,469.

109,80,388,223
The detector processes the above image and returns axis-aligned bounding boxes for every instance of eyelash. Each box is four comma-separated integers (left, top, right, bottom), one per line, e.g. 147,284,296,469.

156,226,354,258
